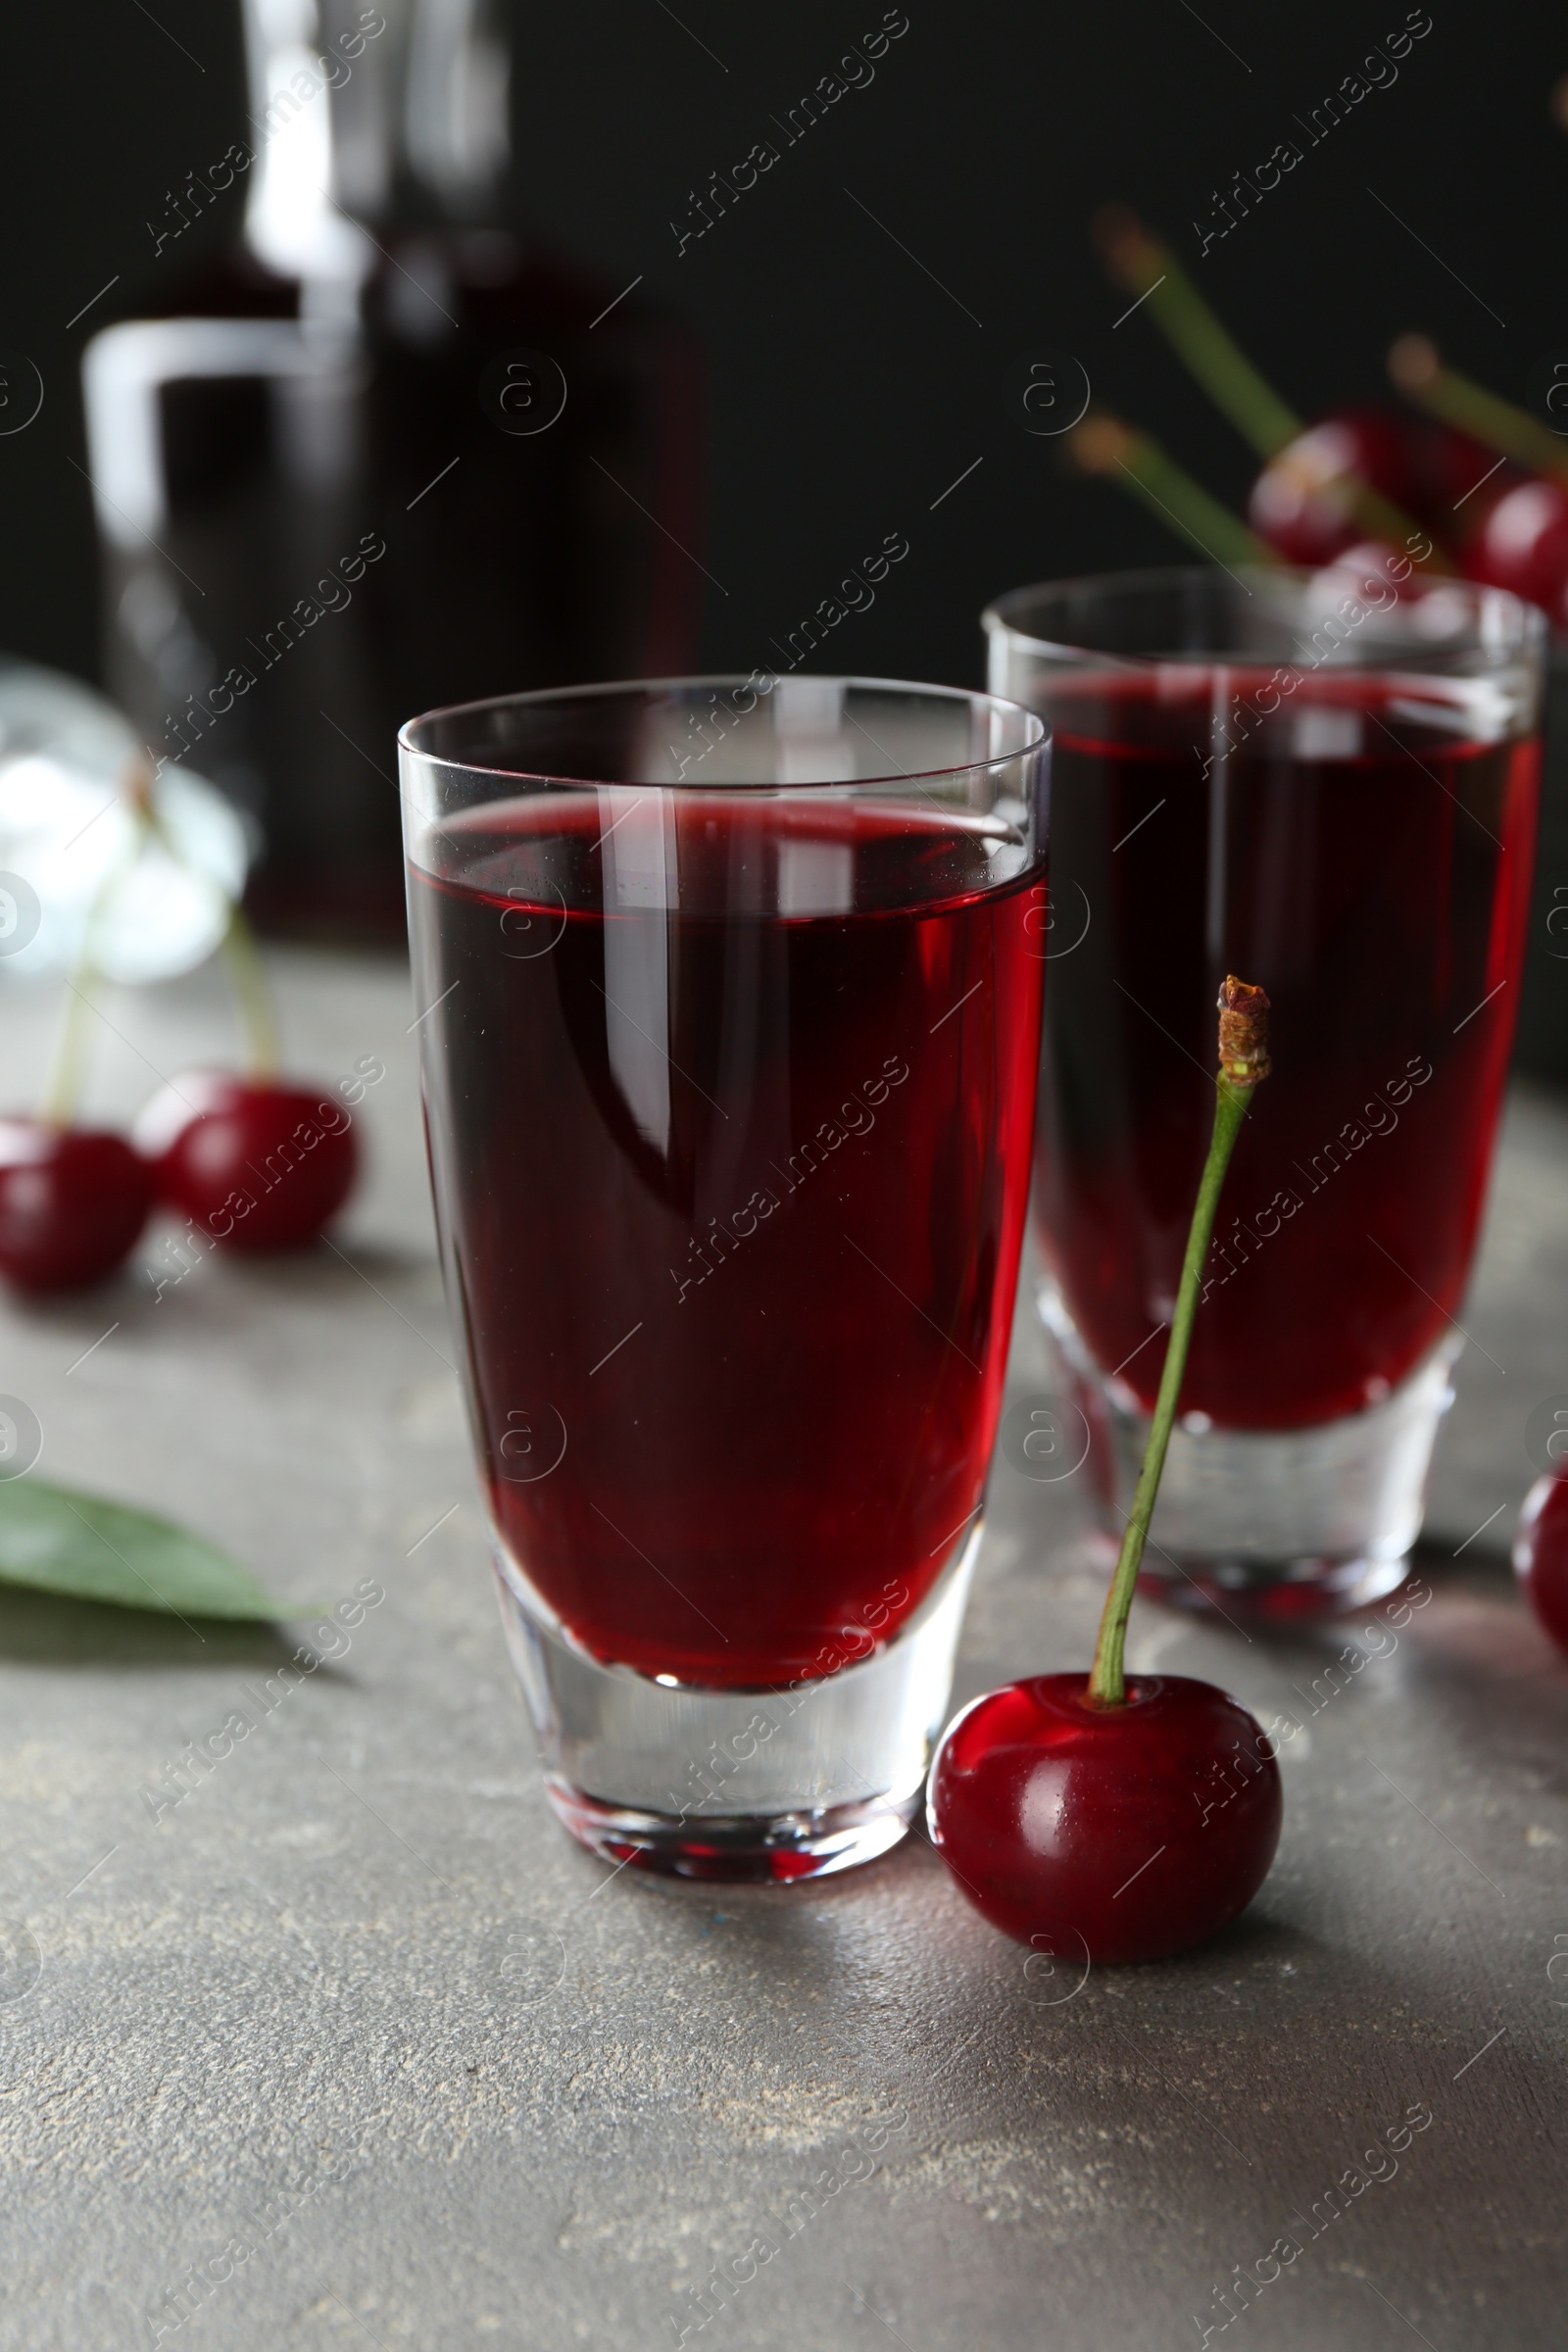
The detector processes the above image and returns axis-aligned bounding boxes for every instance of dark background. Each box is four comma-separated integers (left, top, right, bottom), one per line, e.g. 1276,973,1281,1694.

0,1,1560,695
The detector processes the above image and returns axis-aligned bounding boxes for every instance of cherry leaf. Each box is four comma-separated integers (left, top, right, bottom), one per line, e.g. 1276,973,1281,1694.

0,1480,291,1619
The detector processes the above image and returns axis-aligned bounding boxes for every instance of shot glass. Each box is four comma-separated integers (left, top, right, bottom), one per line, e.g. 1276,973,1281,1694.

400,676,1047,1874
983,565,1544,1616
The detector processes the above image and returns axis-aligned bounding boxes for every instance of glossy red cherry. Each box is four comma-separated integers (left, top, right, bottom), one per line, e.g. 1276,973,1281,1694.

1459,474,1568,625
1249,407,1424,566
134,1071,358,1250
0,1119,154,1292
928,1673,1282,1965
1513,1472,1568,1654
1411,421,1509,516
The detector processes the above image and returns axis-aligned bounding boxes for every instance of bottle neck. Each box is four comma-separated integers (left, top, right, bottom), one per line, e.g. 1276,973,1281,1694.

241,0,512,283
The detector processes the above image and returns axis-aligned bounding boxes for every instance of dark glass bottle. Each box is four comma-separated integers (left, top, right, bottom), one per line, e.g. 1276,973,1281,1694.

82,0,703,941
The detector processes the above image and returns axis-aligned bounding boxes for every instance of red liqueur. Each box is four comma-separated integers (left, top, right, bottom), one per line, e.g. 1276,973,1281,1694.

411,792,1043,1687
1035,667,1537,1429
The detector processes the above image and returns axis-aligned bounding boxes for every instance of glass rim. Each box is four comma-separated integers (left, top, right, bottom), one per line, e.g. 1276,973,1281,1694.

980,562,1549,665
397,672,1047,794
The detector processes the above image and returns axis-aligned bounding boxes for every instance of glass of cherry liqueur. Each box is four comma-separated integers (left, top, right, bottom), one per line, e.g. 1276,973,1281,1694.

400,678,1047,1876
984,565,1545,1615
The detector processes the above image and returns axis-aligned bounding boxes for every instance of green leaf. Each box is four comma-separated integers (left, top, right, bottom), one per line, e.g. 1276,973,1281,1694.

0,1479,292,1620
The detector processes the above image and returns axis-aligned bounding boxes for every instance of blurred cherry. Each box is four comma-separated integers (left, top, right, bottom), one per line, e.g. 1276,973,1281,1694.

1458,475,1568,625
1412,421,1513,517
135,1071,358,1251
1513,1472,1568,1654
1249,407,1425,566
1308,537,1412,602
928,1673,1282,1965
0,1119,153,1292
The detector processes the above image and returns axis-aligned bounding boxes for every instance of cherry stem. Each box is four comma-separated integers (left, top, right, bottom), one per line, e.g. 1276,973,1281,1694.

218,899,280,1081
37,967,100,1132
1389,334,1568,486
1087,978,1272,1705
1093,207,1301,460
140,793,280,1081
36,807,150,1129
1093,208,1452,568
1068,414,1277,572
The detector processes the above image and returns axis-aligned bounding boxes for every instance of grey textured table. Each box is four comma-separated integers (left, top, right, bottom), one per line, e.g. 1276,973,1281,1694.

1,949,1564,2352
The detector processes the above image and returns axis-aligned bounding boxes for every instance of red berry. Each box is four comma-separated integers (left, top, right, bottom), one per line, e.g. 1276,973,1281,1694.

0,1119,154,1292
134,1072,358,1251
928,1673,1282,1965
1410,421,1506,516
1459,475,1568,625
1249,407,1423,566
1513,1473,1568,1654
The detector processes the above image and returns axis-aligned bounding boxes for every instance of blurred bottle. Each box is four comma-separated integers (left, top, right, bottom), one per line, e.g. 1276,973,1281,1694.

81,0,703,941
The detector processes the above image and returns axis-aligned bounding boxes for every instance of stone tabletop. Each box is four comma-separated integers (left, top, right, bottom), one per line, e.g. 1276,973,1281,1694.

0,949,1563,2352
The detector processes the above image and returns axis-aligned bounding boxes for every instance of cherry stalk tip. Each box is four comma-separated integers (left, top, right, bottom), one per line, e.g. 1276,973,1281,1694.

1388,332,1440,391
1217,974,1272,1089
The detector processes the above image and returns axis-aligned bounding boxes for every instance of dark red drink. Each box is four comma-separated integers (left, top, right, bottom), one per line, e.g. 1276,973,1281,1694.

1036,668,1539,1429
411,794,1043,1688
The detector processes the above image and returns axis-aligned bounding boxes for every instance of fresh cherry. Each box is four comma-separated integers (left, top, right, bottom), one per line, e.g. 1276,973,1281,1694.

1249,406,1424,567
134,1071,358,1250
928,1673,1282,1965
1459,474,1568,626
1513,1472,1568,1655
1410,420,1510,518
0,1118,154,1292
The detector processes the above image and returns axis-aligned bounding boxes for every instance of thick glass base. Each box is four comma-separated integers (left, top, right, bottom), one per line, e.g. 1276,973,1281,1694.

540,1782,917,1881
1041,1280,1460,1619
492,1522,980,1881
1129,1544,1413,1622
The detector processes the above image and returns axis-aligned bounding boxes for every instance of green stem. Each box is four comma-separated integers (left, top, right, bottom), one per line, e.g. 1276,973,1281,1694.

1070,416,1277,571
36,810,149,1128
1095,212,1451,565
1144,275,1301,458
1087,1075,1252,1705
1147,274,1451,564
1390,337,1568,485
1096,211,1301,459
1113,427,1279,572
142,792,279,1078
37,970,99,1129
218,898,280,1080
